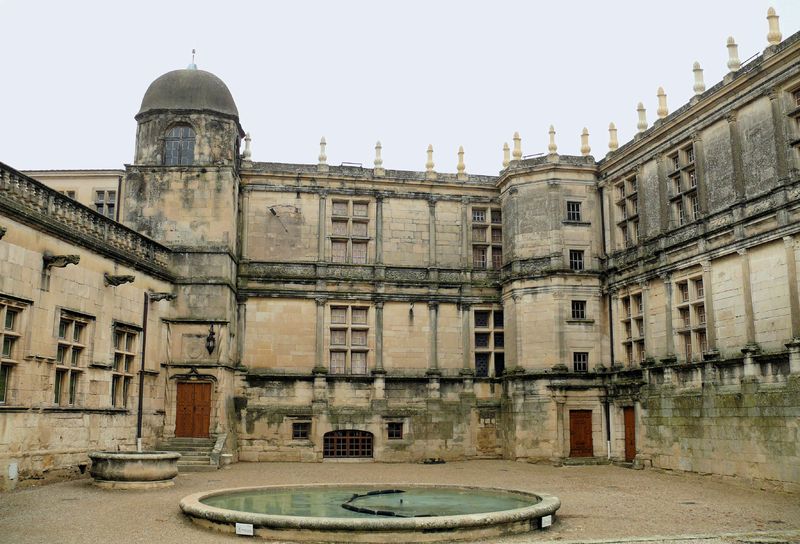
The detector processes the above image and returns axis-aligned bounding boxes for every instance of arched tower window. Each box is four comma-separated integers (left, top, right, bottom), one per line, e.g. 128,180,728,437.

164,125,195,166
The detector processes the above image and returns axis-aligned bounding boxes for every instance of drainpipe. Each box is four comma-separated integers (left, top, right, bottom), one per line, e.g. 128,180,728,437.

136,292,149,452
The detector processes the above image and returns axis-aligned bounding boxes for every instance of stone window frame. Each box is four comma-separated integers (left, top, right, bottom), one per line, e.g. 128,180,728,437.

163,123,196,166
54,310,94,406
329,199,371,265
0,297,27,405
620,291,645,366
473,307,504,377
568,249,585,271
111,324,139,408
329,304,369,375
786,85,800,171
674,273,707,362
291,420,312,440
387,421,404,440
667,141,701,227
93,188,117,219
565,200,583,222
570,300,587,320
613,173,640,248
470,206,502,270
572,351,589,373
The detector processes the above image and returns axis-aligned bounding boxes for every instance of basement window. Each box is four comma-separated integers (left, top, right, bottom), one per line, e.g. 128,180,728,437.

292,421,311,440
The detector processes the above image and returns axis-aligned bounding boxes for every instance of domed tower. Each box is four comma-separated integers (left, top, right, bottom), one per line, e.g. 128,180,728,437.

121,64,244,440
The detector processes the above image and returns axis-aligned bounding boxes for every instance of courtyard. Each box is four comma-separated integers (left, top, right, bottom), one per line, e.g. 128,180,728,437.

0,461,798,544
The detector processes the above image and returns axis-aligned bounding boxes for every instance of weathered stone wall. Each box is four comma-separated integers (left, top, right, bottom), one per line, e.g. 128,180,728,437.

243,191,320,262
242,298,316,370
640,372,800,492
382,197,430,267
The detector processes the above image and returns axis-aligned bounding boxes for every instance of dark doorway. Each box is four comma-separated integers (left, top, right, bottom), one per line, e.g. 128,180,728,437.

623,406,636,462
323,430,373,458
569,410,593,457
175,382,212,438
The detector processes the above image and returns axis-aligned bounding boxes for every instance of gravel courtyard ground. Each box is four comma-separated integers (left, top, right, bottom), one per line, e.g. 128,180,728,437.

0,460,798,544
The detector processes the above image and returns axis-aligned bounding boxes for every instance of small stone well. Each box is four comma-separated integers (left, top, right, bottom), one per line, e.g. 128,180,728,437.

88,451,181,489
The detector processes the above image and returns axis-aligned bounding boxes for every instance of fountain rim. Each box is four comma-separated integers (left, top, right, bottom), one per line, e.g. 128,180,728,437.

179,483,561,531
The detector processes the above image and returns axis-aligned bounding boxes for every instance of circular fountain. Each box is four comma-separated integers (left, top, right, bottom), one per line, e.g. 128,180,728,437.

180,483,560,542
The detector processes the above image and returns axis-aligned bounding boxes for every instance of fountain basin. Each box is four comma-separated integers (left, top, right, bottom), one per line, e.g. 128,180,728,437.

88,451,181,489
180,484,560,542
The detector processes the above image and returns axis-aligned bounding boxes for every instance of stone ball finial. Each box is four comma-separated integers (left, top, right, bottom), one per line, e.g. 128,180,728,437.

548,125,557,154
512,132,522,161
318,137,329,172
425,144,436,180
692,62,706,95
767,7,782,45
580,128,591,156
727,36,741,72
656,87,669,119
374,140,384,176
457,146,467,180
636,102,648,133
608,122,619,152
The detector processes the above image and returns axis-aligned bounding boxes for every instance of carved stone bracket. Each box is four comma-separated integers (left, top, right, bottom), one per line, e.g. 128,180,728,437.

43,252,80,269
0,225,6,240
104,273,135,287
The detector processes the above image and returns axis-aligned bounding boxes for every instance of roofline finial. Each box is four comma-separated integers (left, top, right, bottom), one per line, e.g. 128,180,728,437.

188,48,197,70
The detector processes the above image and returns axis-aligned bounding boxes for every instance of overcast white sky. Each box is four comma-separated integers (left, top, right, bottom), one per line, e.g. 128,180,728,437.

1,1,798,175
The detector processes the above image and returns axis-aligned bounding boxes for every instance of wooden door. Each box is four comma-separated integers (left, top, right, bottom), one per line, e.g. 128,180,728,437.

569,410,593,457
623,406,636,462
175,382,212,438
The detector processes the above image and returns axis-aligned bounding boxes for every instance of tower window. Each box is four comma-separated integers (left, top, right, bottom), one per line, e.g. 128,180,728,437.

164,125,196,166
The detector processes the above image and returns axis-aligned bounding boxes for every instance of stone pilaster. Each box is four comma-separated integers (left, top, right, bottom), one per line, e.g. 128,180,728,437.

460,302,472,372
375,194,384,265
552,394,567,464
374,300,384,372
554,291,566,365
727,114,746,202
513,293,523,369
661,273,675,357
428,198,437,268
656,154,669,234
640,280,651,355
427,301,439,373
784,236,800,339
314,297,327,373
738,248,756,346
701,260,717,353
317,192,327,262
767,88,790,184
461,197,470,268
692,133,710,214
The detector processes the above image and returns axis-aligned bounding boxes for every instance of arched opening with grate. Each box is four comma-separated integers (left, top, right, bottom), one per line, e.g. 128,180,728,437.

323,429,373,458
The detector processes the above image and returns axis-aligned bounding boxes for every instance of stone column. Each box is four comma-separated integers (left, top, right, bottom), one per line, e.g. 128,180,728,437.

554,291,566,367
606,186,617,250
317,192,327,262
428,301,439,373
610,289,621,368
634,163,647,237
784,236,800,339
552,394,567,464
738,248,756,346
767,88,790,184
701,260,717,353
513,293,523,369
375,194,384,265
662,273,675,357
460,302,472,372
727,114,746,202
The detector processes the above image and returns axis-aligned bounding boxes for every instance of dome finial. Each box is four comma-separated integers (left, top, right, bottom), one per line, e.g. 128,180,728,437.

188,48,197,70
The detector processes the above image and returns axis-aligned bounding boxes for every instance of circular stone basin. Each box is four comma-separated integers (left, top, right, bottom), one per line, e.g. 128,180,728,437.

88,451,181,489
180,484,560,542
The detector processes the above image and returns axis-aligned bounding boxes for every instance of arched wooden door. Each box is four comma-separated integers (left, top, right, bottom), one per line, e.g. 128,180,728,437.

175,382,212,438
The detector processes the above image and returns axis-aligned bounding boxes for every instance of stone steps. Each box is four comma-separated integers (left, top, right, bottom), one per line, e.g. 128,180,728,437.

158,437,219,473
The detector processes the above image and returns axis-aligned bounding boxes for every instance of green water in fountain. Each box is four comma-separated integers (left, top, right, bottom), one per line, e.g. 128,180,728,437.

201,487,538,518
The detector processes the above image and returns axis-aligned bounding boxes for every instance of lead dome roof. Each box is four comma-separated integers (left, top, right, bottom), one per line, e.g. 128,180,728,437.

137,68,239,118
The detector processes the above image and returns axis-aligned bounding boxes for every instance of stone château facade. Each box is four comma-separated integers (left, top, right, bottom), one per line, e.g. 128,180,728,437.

1,10,799,492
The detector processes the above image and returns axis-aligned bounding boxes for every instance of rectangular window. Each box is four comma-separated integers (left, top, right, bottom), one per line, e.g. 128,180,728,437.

55,313,91,406
695,278,704,298
387,422,404,440
331,241,347,263
329,305,369,375
351,242,368,264
573,352,588,373
571,300,586,320
292,421,311,440
94,190,116,219
491,247,503,269
330,199,371,263
472,209,486,223
0,364,9,404
569,250,584,271
352,202,368,217
491,228,502,243
472,226,487,243
472,247,487,269
566,201,582,222
473,308,503,377
332,220,348,236
490,210,502,224
678,282,689,302
680,308,691,328
332,201,348,216
351,221,368,237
